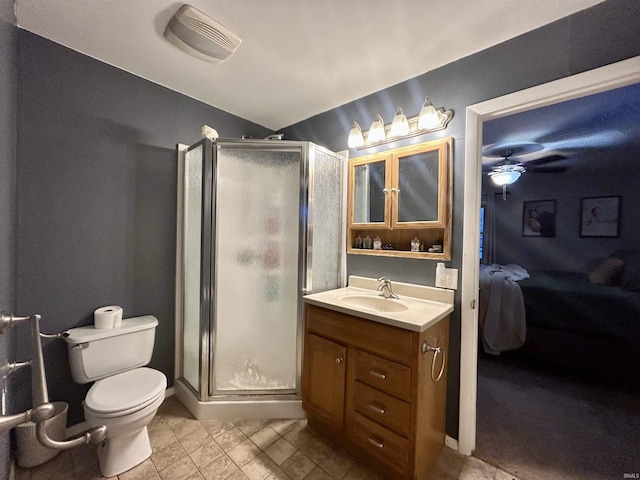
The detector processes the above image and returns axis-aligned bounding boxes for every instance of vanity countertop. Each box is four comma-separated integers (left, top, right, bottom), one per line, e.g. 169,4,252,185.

303,276,454,332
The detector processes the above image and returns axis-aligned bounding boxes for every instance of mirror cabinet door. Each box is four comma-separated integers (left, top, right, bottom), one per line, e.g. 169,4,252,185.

395,150,441,225
352,159,388,224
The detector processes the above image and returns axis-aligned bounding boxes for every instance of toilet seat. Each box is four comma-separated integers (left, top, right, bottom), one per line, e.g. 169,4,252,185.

85,367,166,417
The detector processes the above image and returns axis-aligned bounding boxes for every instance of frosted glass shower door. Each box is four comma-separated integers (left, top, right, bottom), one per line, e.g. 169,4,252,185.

181,143,207,392
212,145,303,394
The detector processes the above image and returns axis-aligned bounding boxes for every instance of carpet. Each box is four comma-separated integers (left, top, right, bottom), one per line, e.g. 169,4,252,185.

474,352,640,480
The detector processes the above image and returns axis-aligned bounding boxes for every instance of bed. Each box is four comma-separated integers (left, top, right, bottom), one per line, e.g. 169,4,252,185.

479,254,640,386
517,269,640,347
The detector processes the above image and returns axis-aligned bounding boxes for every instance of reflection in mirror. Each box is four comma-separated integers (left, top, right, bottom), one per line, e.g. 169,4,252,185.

354,161,386,223
397,151,439,222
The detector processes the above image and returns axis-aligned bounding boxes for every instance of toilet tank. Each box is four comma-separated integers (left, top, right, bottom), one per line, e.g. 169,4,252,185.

64,315,159,384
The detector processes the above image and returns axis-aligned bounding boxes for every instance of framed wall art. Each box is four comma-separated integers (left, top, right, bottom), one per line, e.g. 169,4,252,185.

523,199,556,237
580,196,621,237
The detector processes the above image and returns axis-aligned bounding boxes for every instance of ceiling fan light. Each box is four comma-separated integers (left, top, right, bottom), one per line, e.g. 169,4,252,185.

368,114,386,143
390,107,410,137
490,170,521,185
347,121,365,148
418,97,440,130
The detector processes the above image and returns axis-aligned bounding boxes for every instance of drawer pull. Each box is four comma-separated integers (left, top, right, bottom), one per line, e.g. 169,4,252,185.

367,436,384,449
368,403,386,415
369,370,386,380
335,356,343,364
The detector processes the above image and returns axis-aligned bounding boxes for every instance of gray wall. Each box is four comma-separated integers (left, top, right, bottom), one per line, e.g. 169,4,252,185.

0,0,17,477
13,30,272,425
485,164,640,272
282,0,640,438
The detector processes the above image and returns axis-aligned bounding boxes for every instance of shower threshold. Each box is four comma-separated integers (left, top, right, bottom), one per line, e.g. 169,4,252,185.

174,379,306,421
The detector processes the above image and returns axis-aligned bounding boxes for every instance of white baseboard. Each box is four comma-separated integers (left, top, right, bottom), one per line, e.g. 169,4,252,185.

445,435,459,452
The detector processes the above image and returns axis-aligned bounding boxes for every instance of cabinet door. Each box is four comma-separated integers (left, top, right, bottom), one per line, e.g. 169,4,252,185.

302,333,347,429
348,155,391,228
392,140,449,229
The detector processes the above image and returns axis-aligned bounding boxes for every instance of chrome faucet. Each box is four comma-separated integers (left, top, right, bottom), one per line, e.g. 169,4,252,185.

377,277,399,299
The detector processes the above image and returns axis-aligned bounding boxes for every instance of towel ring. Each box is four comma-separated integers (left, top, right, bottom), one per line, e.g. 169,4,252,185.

421,341,445,383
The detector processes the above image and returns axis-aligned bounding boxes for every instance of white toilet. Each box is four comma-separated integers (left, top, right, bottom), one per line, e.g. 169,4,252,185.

64,315,167,477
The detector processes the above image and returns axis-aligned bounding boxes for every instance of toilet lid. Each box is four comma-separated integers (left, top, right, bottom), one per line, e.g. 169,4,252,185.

85,367,166,414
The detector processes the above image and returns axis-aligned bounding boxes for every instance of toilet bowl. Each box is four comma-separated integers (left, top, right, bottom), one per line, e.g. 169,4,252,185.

64,316,168,477
83,367,166,477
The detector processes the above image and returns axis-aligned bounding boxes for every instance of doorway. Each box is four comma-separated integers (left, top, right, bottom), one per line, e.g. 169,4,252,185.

458,55,640,455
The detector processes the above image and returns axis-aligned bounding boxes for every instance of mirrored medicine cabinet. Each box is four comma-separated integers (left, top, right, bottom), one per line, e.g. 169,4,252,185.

347,137,452,259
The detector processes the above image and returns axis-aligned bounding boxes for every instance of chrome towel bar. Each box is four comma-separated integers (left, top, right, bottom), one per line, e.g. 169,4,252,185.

0,312,107,447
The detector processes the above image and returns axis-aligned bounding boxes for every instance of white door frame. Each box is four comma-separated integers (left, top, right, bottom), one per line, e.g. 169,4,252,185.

458,55,640,456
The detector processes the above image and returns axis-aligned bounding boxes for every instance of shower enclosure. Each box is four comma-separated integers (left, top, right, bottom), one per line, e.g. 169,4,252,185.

174,138,345,419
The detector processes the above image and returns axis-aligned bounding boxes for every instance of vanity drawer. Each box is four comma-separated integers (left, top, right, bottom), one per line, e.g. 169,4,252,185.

351,412,409,475
353,381,410,437
305,305,413,364
355,350,411,401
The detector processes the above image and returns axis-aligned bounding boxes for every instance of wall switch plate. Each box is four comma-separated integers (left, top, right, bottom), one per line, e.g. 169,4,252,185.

435,267,458,290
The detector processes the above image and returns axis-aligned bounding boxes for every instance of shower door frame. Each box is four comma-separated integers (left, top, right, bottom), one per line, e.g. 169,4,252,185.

207,139,309,399
176,139,311,402
176,139,215,400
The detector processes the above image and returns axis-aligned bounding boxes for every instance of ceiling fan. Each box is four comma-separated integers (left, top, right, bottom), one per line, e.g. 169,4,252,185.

483,142,567,185
482,142,568,200
487,149,527,186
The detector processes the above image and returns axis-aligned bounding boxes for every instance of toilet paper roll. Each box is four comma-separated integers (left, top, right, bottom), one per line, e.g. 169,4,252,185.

94,305,123,329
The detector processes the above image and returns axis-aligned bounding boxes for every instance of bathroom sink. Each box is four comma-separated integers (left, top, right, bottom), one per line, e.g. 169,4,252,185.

339,294,409,313
303,276,455,332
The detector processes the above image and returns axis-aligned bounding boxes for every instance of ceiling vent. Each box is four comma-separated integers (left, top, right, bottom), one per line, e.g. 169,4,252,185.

164,5,242,63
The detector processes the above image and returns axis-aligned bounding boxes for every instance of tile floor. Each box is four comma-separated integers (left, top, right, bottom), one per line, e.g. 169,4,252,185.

14,396,521,480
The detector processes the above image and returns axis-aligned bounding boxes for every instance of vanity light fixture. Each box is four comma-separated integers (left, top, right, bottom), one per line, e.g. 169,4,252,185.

348,98,453,150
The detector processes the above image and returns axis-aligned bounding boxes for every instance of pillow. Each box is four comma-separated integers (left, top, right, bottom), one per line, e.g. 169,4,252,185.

588,257,625,285
621,253,640,292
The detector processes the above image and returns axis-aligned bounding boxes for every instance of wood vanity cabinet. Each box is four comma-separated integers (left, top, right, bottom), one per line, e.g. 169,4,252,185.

301,304,449,480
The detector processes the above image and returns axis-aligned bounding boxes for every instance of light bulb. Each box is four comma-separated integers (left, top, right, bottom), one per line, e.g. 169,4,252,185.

368,114,386,143
490,171,521,185
390,107,409,137
418,97,441,130
347,121,365,148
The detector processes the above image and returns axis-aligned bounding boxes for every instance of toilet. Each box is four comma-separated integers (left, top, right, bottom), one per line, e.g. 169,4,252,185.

64,315,167,477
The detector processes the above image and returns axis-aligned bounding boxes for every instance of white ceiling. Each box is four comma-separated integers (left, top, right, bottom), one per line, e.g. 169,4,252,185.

15,0,605,130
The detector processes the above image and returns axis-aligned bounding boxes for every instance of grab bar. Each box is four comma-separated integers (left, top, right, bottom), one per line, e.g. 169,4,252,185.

29,314,48,405
37,421,107,450
0,312,108,446
0,313,32,334
0,403,54,435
